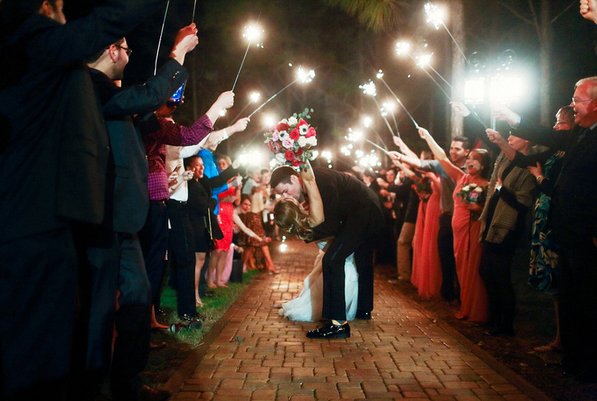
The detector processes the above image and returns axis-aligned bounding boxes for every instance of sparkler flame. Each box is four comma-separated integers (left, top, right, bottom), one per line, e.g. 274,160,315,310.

359,81,377,97
416,53,433,69
394,41,412,57
248,91,261,103
296,67,315,84
424,3,445,30
242,23,264,45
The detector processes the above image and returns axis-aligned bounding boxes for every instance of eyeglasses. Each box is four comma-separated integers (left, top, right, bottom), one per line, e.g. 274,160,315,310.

571,97,591,105
115,44,133,56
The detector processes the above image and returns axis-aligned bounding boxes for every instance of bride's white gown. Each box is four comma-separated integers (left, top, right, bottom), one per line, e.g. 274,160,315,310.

279,241,359,322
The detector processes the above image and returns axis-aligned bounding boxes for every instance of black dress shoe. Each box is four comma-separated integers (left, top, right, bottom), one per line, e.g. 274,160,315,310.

355,311,372,320
178,314,203,329
306,323,350,339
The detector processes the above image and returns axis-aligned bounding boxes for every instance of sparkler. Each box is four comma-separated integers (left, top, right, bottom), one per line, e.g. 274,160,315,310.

191,0,198,22
231,23,265,92
230,91,262,121
359,81,397,138
346,128,391,157
375,70,420,130
424,2,469,64
247,67,315,118
153,1,171,76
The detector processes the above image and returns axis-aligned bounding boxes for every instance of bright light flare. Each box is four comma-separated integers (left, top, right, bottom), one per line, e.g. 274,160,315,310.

242,23,264,46
346,128,364,143
321,150,333,161
248,91,261,103
464,76,485,106
415,53,433,69
295,67,315,84
340,146,351,156
218,109,227,117
489,73,528,106
236,148,267,167
359,81,377,97
357,153,380,168
382,100,397,113
361,115,374,128
394,41,412,57
261,113,278,128
376,69,385,79
424,2,446,30
278,243,288,252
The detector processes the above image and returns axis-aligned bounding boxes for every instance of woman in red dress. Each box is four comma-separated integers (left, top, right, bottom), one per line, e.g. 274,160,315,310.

418,127,490,322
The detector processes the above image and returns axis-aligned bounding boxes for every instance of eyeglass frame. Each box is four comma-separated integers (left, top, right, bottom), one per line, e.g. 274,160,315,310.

571,96,591,105
114,44,133,56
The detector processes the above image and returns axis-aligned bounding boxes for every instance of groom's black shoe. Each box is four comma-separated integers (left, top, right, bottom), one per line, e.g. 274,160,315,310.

306,323,350,339
355,310,372,320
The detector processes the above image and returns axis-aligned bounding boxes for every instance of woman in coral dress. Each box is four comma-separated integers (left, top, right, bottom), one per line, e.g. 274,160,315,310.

418,127,490,322
412,172,443,299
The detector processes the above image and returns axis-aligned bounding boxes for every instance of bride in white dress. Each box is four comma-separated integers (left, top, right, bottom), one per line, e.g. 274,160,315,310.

279,241,359,321
273,163,359,322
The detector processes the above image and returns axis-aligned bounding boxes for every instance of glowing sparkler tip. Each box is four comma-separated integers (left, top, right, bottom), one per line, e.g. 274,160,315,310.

359,81,377,97
376,70,384,79
242,23,264,44
248,91,261,103
416,53,433,69
395,40,412,57
424,2,445,30
296,67,315,84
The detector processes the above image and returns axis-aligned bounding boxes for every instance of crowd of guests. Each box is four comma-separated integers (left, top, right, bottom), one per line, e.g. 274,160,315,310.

356,86,596,383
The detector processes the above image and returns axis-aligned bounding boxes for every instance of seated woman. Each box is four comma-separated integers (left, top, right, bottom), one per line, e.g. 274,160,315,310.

273,163,359,322
237,195,278,273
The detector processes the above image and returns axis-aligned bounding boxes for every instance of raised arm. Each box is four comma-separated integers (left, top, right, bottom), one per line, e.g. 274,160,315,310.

205,91,235,126
301,163,324,227
418,127,463,182
392,135,418,159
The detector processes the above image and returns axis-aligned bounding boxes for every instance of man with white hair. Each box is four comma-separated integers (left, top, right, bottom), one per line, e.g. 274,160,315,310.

496,76,597,382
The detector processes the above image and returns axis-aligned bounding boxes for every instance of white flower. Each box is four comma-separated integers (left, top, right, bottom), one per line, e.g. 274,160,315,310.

278,131,289,141
288,116,298,125
297,136,308,147
282,139,294,149
299,124,309,136
275,153,286,163
306,136,317,146
272,131,280,141
473,186,483,193
462,185,470,191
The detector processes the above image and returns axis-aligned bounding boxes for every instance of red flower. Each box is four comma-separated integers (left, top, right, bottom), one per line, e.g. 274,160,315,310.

285,150,295,161
289,128,300,141
291,159,302,167
276,122,290,132
305,127,316,138
296,148,303,156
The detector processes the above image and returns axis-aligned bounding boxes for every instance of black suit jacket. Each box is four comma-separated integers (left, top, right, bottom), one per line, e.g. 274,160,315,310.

0,0,164,243
513,120,597,244
311,168,384,240
90,59,188,234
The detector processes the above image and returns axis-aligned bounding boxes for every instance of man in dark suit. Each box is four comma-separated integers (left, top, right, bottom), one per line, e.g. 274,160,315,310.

496,76,597,382
0,1,165,399
77,28,196,401
271,166,384,338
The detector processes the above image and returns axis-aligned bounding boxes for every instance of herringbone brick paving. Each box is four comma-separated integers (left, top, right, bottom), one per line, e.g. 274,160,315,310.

170,239,551,401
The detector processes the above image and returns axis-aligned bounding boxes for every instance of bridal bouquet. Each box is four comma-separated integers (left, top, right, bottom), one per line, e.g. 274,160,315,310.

264,108,317,170
456,182,486,205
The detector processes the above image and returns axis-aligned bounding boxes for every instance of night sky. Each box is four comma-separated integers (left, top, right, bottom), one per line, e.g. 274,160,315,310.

67,0,596,169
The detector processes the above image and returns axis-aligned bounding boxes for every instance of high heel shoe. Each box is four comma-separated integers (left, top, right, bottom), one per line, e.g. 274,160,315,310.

195,298,204,307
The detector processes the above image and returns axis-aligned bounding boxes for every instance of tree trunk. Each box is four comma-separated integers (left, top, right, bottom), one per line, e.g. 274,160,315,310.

449,0,465,140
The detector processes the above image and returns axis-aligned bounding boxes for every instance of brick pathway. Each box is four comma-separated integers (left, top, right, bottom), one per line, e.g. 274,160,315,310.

169,239,552,401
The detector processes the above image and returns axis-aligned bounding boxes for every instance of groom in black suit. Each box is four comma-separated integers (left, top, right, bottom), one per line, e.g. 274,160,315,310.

271,166,384,338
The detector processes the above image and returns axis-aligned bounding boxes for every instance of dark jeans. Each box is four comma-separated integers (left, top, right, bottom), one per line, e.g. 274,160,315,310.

139,200,168,308
0,228,76,401
438,213,458,301
558,237,597,379
166,200,196,317
479,233,518,333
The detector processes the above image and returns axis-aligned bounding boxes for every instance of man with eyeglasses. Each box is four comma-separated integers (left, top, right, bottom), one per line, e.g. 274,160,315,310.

74,26,197,401
495,76,597,382
0,1,166,399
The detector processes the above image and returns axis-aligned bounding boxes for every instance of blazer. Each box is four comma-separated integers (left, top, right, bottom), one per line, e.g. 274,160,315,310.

311,167,384,240
0,0,164,243
90,59,188,234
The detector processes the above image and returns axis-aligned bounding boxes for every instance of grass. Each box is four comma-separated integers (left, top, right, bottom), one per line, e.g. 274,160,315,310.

141,268,260,385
